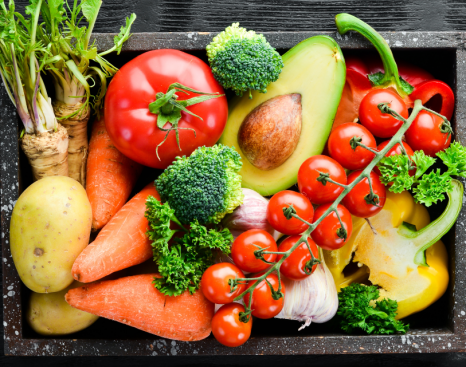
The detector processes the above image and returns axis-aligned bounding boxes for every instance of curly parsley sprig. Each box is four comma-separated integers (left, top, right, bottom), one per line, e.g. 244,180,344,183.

145,196,233,296
338,283,409,335
377,142,466,206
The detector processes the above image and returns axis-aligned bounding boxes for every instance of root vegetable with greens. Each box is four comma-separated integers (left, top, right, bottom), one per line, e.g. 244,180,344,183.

1,0,68,180
38,0,136,185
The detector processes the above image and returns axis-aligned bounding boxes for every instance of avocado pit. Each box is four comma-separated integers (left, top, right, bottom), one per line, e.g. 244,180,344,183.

238,94,302,171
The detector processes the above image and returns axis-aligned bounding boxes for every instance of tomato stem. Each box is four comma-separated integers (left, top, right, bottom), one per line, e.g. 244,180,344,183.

316,171,348,188
303,237,321,274
261,251,288,255
351,138,379,155
291,212,314,227
232,99,450,320
364,175,381,207
148,82,224,160
334,209,348,240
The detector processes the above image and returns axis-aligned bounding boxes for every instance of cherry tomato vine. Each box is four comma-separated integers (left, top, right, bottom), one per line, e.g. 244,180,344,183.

228,99,453,323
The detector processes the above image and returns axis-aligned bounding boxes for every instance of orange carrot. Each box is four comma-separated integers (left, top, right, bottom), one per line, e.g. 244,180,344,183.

72,183,159,283
86,113,143,231
65,274,214,341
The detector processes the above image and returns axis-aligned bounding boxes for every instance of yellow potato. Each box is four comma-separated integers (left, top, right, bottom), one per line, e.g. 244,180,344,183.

27,281,98,335
10,176,92,293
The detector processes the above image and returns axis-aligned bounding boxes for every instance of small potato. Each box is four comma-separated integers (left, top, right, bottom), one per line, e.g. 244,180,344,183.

10,176,92,293
27,281,98,335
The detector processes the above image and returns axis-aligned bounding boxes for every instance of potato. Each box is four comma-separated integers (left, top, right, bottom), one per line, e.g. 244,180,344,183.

10,176,92,293
27,281,98,335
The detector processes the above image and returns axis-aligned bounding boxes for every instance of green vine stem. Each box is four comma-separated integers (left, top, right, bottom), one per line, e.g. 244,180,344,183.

234,99,439,320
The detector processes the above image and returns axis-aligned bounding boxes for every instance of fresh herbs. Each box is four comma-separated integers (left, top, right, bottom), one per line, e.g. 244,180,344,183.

337,283,409,335
377,142,466,206
145,196,233,297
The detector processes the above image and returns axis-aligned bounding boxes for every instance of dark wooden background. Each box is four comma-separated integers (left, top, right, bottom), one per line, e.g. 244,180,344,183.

3,0,466,365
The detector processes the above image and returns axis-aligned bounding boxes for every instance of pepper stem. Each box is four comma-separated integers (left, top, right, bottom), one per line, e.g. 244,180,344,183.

398,180,463,266
335,13,413,97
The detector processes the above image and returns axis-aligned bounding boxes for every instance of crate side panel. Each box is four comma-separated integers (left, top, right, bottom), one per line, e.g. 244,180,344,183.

1,83,22,355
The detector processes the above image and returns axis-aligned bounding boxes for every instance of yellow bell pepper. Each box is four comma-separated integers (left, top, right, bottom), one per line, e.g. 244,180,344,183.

323,179,463,319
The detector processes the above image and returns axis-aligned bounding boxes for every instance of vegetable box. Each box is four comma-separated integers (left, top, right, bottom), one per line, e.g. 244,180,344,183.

2,30,466,356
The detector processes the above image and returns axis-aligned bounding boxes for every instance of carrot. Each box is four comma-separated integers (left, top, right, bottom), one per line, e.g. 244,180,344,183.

65,274,214,341
72,183,158,283
86,113,143,231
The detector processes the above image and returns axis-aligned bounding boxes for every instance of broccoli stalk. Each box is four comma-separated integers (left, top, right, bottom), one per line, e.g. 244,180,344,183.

206,23,284,98
155,144,244,225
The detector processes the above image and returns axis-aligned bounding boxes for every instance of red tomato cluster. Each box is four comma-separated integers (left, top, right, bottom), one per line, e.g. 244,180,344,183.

357,89,451,156
202,213,321,346
201,84,453,349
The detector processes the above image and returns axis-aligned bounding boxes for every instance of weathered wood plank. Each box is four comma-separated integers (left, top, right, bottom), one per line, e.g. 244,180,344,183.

12,0,466,33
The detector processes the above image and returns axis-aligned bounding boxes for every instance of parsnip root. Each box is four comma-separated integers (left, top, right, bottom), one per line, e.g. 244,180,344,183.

21,124,69,181
53,101,90,186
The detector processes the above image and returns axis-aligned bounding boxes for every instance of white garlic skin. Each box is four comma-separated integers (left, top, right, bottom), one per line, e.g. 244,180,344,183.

275,259,338,330
222,188,281,240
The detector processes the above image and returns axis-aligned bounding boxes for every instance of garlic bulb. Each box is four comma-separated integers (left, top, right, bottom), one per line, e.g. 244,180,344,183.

222,188,281,240
275,253,338,330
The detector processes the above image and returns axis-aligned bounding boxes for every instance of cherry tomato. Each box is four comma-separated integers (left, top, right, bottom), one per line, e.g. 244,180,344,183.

105,50,228,168
201,263,246,304
277,235,319,280
405,110,452,157
343,170,386,218
374,140,415,178
243,272,285,319
312,203,353,251
297,155,347,205
231,229,277,273
328,122,377,170
359,89,409,138
267,191,314,235
212,303,252,347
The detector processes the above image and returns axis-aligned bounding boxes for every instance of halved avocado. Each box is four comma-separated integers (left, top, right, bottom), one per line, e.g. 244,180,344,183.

219,36,346,196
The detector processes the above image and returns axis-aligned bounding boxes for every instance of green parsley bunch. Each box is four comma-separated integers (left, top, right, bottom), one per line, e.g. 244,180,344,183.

338,283,409,335
377,142,466,206
145,197,232,297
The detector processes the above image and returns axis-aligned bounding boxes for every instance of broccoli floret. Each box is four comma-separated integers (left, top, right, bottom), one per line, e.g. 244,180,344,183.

206,23,284,98
155,144,244,225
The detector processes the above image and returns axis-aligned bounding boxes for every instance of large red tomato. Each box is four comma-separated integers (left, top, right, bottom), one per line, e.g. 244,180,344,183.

105,50,228,168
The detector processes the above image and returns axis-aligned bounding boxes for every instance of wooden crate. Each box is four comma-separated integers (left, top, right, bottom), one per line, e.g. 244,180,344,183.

2,30,466,356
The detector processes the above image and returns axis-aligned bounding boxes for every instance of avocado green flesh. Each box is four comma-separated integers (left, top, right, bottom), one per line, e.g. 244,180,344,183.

219,36,346,196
